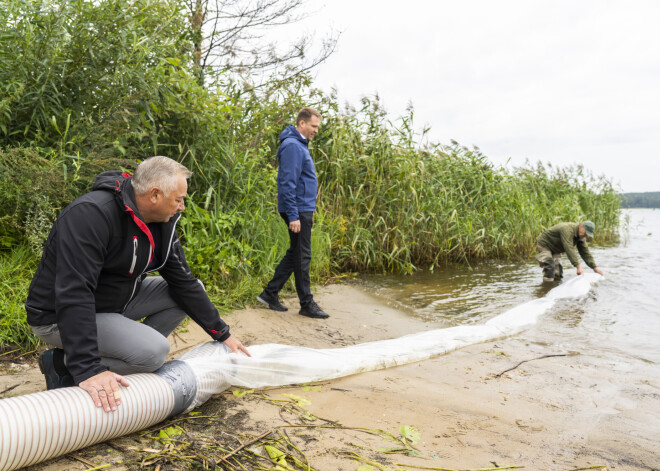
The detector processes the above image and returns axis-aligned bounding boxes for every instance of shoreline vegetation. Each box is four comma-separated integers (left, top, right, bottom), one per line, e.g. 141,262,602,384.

0,0,621,353
621,191,660,208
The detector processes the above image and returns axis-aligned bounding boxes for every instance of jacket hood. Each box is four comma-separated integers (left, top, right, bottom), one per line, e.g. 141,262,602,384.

279,125,308,146
92,170,141,215
92,170,133,193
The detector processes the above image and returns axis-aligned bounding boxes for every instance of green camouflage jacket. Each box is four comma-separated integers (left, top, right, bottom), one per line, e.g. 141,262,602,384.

536,222,596,268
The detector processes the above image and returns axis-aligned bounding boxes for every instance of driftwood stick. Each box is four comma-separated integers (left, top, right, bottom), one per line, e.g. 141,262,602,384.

217,429,274,462
495,354,568,378
0,383,21,395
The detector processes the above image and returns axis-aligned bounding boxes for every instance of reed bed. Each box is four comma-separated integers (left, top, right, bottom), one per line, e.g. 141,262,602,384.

0,1,620,349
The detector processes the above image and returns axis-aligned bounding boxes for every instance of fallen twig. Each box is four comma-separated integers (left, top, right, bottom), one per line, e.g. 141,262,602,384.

563,466,607,471
473,467,523,471
223,381,331,396
17,348,39,359
277,429,313,471
67,453,110,470
217,429,273,463
0,348,20,358
83,465,112,471
0,383,21,395
495,354,569,378
392,464,523,471
336,450,390,470
69,454,96,467
170,329,187,348
278,422,420,453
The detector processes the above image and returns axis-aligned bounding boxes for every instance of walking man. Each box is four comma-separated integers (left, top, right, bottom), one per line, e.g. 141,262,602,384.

257,107,329,319
26,156,250,412
535,221,604,282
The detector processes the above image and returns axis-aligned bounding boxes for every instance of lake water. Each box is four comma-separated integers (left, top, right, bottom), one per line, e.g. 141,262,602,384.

355,208,659,468
359,208,660,365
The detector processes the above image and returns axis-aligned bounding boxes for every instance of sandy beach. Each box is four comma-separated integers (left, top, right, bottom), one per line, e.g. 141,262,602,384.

1,283,658,471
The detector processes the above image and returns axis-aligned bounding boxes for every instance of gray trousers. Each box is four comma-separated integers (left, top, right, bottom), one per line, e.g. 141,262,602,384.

31,276,187,375
534,245,563,280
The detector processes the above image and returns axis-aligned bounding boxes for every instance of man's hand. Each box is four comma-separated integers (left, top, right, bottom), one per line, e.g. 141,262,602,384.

79,371,130,412
576,264,584,276
223,335,251,357
288,220,301,233
594,267,604,276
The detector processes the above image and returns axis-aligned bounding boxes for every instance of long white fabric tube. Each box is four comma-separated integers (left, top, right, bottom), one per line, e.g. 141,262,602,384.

182,274,601,410
0,273,600,470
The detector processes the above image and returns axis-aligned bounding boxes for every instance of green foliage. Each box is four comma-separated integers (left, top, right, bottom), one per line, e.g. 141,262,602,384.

0,148,73,252
0,0,621,352
0,246,41,349
311,100,621,272
399,425,421,445
621,191,660,208
158,425,184,443
0,0,198,166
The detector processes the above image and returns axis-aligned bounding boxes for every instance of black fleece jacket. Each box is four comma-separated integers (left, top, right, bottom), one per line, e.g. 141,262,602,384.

25,171,230,384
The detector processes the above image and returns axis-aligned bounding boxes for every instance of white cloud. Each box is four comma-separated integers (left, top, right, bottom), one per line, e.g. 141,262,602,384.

279,0,660,192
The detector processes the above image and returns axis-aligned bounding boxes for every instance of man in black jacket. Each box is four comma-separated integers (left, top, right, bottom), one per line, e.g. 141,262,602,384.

26,156,250,413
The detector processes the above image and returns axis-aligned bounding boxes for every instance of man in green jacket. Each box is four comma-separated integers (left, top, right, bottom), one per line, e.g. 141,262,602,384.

535,221,605,282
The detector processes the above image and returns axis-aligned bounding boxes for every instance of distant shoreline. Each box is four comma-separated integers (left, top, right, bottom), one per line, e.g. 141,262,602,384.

621,191,660,208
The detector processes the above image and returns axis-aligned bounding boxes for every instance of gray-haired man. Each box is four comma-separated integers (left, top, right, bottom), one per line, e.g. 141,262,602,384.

26,156,250,412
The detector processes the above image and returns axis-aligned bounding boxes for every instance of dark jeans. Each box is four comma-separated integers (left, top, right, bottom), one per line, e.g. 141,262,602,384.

264,211,314,306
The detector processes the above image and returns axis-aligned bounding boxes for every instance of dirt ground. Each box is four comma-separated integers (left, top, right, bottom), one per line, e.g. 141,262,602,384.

1,283,659,471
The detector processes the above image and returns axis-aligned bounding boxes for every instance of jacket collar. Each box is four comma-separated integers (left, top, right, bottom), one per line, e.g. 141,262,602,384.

115,175,179,263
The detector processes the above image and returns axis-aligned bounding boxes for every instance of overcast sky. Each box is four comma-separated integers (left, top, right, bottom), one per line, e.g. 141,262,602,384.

279,0,659,193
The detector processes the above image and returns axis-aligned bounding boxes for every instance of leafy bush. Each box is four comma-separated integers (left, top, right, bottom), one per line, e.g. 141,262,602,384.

0,246,40,349
0,0,621,352
0,148,72,253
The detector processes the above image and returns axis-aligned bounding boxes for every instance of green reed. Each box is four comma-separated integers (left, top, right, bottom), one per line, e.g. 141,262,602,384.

311,102,620,273
0,0,620,350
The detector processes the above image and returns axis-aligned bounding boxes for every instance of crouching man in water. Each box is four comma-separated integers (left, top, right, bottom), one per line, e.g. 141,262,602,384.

535,220,605,283
25,156,250,412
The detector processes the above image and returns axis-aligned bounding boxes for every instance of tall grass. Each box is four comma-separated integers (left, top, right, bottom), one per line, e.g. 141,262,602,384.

311,101,620,273
0,91,621,353
0,0,621,352
0,247,40,351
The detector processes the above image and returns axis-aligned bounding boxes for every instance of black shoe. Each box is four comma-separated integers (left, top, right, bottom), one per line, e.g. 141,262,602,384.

257,291,288,312
38,348,74,390
299,301,329,319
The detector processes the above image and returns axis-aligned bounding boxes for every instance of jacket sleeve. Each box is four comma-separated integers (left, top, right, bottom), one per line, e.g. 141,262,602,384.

278,140,303,221
560,227,581,267
159,234,230,342
55,203,111,384
577,240,596,268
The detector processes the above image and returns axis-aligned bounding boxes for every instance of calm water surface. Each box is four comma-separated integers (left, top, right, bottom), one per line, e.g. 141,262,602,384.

359,209,660,365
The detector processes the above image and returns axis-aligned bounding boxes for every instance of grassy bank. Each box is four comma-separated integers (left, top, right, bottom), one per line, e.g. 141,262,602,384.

0,0,620,352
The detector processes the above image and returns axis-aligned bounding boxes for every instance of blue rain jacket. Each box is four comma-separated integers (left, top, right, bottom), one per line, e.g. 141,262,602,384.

277,125,317,221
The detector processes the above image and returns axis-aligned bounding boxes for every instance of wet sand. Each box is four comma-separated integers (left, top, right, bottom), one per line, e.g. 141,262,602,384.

1,283,659,470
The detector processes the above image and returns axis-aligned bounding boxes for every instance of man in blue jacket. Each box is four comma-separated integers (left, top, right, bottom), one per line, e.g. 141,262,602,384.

257,107,329,319
26,156,250,413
